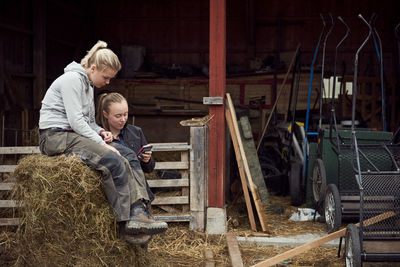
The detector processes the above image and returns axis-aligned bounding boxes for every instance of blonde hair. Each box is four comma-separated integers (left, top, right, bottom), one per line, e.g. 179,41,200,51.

96,92,127,131
81,40,121,72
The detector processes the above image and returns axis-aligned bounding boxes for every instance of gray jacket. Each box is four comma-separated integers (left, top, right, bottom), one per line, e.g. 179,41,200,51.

39,62,105,145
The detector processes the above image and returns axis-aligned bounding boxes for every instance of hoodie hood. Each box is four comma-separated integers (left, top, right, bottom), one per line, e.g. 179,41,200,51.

64,61,90,86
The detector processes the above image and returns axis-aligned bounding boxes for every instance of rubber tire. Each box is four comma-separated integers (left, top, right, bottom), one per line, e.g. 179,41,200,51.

289,161,303,206
345,224,361,267
312,158,327,203
324,184,342,233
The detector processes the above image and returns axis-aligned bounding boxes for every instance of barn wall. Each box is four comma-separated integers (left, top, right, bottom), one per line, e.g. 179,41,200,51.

0,0,399,145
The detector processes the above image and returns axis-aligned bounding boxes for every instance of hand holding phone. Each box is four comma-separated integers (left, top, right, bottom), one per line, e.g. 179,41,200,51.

136,144,153,158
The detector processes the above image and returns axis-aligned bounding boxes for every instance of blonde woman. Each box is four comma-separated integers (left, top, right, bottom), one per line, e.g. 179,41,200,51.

39,41,167,246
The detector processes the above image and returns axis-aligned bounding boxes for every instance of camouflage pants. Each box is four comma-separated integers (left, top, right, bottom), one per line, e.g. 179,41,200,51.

39,129,149,221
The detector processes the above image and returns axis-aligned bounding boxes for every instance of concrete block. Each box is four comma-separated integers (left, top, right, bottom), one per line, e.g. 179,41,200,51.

206,207,227,234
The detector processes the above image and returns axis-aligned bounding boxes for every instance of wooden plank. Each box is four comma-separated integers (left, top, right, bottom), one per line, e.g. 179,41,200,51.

226,93,269,232
157,205,181,214
0,182,15,190
181,150,190,211
0,146,40,154
225,107,257,232
203,96,224,105
154,161,188,170
251,211,396,267
150,143,190,152
0,165,17,173
0,200,20,208
226,232,244,267
190,126,207,213
238,115,269,203
33,0,46,109
147,179,189,188
0,218,20,226
151,196,189,205
204,248,216,267
153,214,192,222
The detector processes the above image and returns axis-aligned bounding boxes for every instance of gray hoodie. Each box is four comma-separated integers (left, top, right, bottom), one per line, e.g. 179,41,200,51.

39,61,105,145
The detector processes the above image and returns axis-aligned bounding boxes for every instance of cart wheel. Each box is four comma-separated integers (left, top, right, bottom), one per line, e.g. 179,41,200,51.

312,159,327,203
344,224,361,267
289,161,303,206
324,184,342,233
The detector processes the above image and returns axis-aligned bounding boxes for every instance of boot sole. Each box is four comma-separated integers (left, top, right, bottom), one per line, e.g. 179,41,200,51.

125,221,168,235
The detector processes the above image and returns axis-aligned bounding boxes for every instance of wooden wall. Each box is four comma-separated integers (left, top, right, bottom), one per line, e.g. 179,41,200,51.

94,0,400,77
1,0,399,145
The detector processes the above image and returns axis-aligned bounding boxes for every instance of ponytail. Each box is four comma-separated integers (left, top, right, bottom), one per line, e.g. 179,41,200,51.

81,40,121,72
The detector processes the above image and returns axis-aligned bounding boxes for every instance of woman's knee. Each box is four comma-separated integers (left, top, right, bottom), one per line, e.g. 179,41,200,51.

98,151,129,185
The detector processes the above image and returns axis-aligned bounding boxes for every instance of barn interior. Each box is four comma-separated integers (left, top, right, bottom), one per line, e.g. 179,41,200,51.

1,0,400,266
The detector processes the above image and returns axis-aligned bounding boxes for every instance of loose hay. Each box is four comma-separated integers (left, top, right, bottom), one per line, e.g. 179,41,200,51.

8,154,160,267
227,195,326,237
149,223,230,267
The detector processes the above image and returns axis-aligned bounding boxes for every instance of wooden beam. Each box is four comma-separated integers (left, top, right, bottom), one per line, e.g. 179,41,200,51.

0,165,17,173
147,179,189,188
226,232,244,267
33,0,46,109
0,183,15,190
0,200,20,208
153,214,192,223
226,93,269,232
225,107,257,232
238,115,269,203
204,248,216,267
190,126,207,231
0,22,34,35
151,196,189,205
0,218,20,226
154,161,188,170
251,211,396,267
150,143,190,152
208,0,226,207
0,146,40,154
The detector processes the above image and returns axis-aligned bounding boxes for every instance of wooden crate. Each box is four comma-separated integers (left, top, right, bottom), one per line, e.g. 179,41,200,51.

0,146,40,226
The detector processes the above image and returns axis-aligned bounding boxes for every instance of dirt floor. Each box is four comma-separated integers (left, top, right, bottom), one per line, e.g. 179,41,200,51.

147,195,344,267
1,152,399,267
2,194,400,266
149,194,400,267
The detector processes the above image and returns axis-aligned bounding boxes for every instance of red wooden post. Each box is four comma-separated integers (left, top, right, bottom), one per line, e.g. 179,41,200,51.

208,0,226,207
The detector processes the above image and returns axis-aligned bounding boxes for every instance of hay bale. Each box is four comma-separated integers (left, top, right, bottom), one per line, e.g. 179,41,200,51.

10,154,158,267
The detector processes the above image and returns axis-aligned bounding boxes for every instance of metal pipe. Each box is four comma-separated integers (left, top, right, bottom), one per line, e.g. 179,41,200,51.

351,15,372,244
289,48,303,164
370,14,387,131
319,13,335,129
303,14,325,179
351,14,372,173
330,16,350,152
351,15,372,132
305,13,325,134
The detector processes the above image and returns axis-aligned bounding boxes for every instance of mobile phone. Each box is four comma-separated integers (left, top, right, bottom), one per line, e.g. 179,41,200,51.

136,144,153,157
